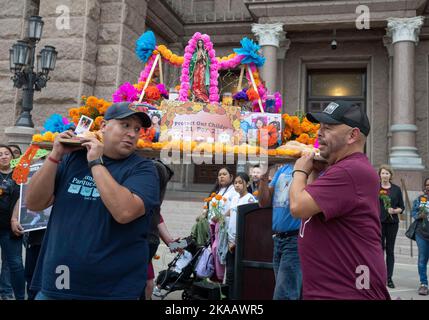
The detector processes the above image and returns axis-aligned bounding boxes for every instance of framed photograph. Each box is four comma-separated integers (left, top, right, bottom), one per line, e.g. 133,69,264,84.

18,162,52,232
74,115,93,135
240,112,282,148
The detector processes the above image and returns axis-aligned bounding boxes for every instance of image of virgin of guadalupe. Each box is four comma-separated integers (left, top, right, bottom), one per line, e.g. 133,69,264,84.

189,39,211,103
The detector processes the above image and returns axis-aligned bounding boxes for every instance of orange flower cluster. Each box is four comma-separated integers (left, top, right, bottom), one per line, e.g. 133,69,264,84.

68,96,112,130
246,88,260,101
282,114,320,146
140,127,156,142
157,45,185,65
145,86,161,101
32,132,59,143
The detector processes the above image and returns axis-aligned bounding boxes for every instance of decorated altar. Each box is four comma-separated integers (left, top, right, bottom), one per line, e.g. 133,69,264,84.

29,30,321,165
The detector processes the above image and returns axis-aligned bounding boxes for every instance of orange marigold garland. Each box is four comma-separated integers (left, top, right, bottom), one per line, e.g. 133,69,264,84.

12,145,40,184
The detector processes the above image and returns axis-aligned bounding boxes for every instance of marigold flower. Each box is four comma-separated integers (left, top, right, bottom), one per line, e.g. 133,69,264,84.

86,96,98,107
246,88,259,101
296,133,309,144
215,194,223,201
145,86,161,101
32,134,43,142
94,116,104,128
42,131,54,142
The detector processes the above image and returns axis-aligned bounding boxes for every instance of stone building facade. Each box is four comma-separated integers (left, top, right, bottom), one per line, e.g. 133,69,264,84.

0,0,428,192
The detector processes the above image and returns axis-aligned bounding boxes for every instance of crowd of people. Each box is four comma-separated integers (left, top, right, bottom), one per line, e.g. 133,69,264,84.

0,100,428,300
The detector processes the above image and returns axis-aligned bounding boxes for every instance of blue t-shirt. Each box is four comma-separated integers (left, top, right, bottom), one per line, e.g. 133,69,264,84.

269,164,301,232
31,150,160,299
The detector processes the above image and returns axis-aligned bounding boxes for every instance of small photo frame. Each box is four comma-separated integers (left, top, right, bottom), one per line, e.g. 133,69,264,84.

75,115,94,135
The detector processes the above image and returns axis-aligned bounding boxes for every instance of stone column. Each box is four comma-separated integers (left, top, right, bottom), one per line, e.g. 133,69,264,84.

251,23,285,93
386,16,424,170
95,0,149,99
277,39,290,113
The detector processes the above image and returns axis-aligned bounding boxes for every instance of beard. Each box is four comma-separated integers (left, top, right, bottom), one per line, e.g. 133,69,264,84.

318,137,345,161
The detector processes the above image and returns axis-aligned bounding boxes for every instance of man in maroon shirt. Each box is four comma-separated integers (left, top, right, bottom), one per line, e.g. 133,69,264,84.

289,101,390,300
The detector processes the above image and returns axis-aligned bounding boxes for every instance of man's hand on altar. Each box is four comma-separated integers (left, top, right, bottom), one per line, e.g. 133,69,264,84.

52,130,82,161
294,150,315,176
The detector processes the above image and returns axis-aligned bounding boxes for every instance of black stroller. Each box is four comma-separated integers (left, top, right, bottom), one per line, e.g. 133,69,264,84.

154,236,209,300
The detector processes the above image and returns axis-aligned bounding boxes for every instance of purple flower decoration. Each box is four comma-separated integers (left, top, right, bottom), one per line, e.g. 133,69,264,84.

233,90,249,101
156,83,169,99
112,82,139,103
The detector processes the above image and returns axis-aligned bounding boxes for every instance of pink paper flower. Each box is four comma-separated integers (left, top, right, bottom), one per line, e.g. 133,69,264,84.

112,82,139,103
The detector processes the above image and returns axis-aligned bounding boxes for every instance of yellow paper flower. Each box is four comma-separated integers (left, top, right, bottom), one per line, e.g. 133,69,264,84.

192,104,203,113
233,119,241,130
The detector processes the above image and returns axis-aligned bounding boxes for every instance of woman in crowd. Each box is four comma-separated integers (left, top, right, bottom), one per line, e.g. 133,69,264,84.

206,167,238,282
411,177,429,296
378,165,404,289
0,144,24,299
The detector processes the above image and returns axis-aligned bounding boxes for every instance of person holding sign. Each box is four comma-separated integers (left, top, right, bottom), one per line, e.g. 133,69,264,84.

26,102,160,300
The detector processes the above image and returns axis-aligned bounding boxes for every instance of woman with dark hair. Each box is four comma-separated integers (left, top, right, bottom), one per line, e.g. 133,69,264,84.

206,167,238,282
0,144,24,300
254,117,265,130
225,172,257,298
411,177,429,296
0,145,20,299
378,165,404,289
7,145,22,159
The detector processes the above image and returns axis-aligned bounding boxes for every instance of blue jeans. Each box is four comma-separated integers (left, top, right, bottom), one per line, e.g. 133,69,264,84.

0,250,13,297
416,234,429,286
0,230,25,300
272,235,302,300
25,245,42,300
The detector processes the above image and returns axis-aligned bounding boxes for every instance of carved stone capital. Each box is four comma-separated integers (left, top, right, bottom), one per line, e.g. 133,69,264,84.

386,16,424,44
251,23,285,47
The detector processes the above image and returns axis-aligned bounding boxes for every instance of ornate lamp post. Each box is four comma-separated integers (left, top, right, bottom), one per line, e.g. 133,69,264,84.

9,16,57,127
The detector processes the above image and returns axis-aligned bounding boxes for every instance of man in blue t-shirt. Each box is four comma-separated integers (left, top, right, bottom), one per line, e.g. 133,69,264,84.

26,102,160,300
258,163,302,300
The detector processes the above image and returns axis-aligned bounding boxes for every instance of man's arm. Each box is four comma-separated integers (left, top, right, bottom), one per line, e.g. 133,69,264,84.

26,130,80,211
91,165,146,224
289,152,322,219
258,165,274,208
289,173,321,219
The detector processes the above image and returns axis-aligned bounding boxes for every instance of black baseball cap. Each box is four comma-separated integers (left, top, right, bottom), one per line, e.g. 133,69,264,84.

104,102,152,128
306,101,370,136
